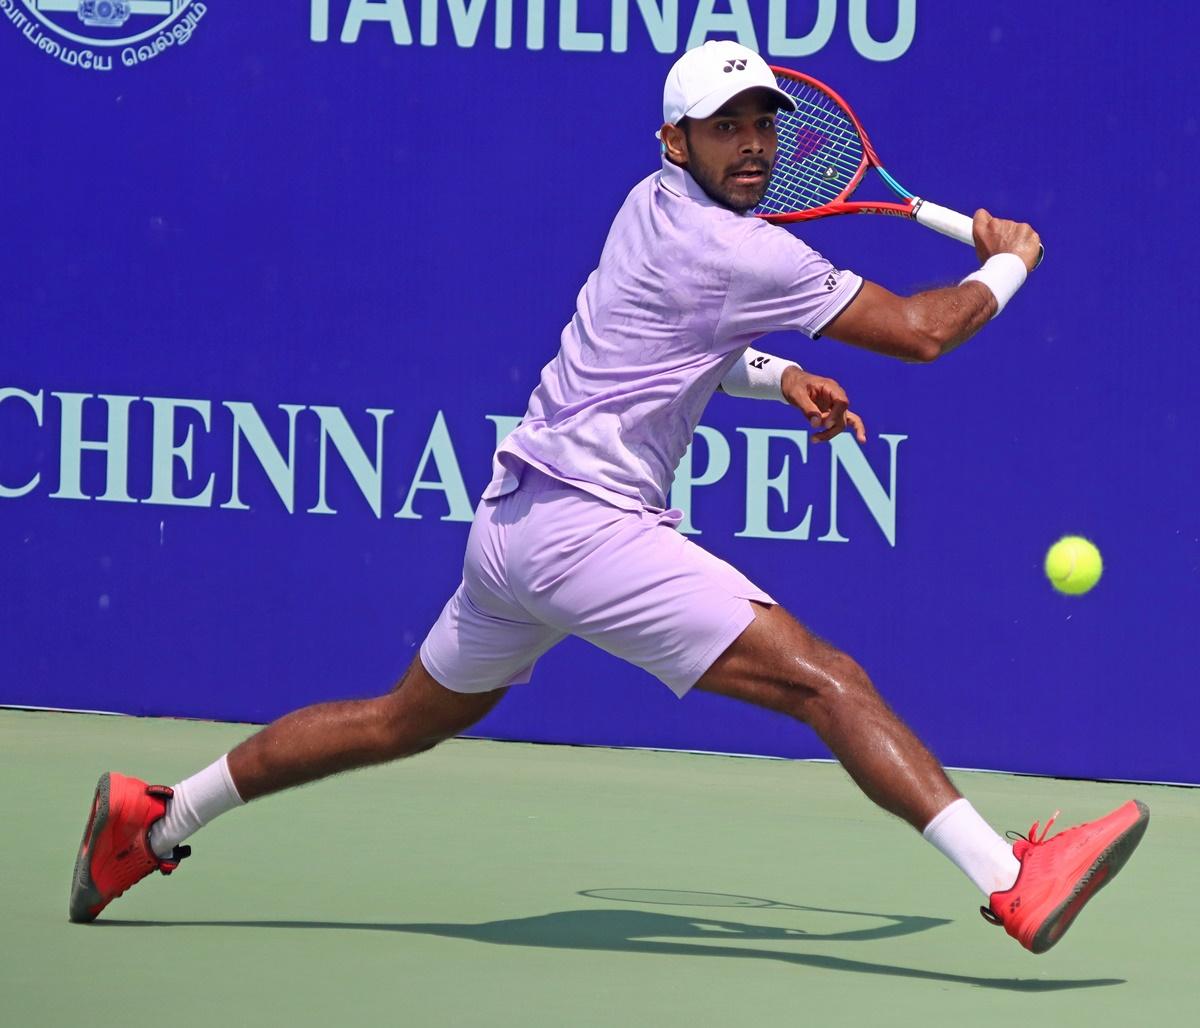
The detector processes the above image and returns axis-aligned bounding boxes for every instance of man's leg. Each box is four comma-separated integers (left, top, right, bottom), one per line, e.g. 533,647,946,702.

69,657,504,922
71,481,557,922
227,656,504,801
696,602,958,830
696,601,1150,953
149,655,504,853
696,602,1019,896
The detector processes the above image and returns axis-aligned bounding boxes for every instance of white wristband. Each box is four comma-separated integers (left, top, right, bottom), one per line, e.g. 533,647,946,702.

960,253,1027,317
720,348,800,403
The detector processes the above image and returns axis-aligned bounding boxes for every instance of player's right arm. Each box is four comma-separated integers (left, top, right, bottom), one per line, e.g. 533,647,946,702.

822,211,1041,362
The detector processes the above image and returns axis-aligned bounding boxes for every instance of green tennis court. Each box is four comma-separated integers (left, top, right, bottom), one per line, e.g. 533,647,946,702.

3,708,1196,1026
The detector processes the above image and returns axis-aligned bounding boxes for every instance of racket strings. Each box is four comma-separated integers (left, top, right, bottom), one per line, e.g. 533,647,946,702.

756,77,864,216
765,100,860,210
772,85,862,204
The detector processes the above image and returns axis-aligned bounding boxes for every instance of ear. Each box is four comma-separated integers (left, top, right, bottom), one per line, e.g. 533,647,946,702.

660,122,688,165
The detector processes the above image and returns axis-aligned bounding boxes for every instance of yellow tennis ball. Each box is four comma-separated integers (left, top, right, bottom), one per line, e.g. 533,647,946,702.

1044,535,1103,595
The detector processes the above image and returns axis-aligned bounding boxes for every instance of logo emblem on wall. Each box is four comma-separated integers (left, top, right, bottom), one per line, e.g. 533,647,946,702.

2,0,207,71
78,1,131,27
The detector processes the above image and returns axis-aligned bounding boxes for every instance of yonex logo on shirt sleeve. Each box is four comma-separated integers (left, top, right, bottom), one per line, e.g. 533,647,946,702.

824,272,838,291
748,355,770,368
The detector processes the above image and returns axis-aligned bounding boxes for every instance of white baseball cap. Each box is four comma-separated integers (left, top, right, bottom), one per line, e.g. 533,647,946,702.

662,40,795,126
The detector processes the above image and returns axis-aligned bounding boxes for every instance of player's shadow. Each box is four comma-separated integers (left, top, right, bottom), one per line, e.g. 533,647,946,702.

100,890,1124,993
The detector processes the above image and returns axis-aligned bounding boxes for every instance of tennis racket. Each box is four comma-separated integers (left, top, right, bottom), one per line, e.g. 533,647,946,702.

755,66,1044,267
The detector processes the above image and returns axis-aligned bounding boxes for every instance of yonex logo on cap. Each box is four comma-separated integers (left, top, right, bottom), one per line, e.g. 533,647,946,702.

662,43,795,126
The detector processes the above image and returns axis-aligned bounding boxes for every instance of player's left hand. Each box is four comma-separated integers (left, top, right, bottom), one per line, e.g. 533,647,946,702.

780,367,867,444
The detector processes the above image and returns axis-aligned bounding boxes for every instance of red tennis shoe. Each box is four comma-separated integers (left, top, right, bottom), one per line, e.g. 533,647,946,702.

982,799,1149,953
68,772,189,923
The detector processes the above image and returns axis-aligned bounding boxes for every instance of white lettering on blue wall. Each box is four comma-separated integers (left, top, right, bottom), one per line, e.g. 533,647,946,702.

1,388,908,546
310,0,917,61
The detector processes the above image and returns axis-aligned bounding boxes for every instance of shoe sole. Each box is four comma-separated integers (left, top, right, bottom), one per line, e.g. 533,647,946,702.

1030,799,1150,954
68,773,111,924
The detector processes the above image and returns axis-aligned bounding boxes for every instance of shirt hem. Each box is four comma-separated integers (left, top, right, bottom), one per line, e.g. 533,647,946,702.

490,442,654,514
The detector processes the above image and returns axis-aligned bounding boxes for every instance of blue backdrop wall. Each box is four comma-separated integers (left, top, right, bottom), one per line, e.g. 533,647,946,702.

2,2,1197,783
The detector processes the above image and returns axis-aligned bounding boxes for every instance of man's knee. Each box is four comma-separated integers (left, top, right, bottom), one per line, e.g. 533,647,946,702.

373,662,503,759
698,604,878,720
370,694,462,759
780,644,876,724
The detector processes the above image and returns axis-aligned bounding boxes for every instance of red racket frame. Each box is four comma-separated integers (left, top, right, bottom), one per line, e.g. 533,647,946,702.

757,66,918,225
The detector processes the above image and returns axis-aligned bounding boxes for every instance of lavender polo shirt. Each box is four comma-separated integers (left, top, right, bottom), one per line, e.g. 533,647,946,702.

483,158,864,512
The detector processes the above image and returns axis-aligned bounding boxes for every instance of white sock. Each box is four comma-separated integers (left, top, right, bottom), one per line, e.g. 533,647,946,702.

149,754,245,858
922,798,1021,897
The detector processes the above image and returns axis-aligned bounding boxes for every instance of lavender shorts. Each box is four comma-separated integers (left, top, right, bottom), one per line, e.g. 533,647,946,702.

420,465,774,698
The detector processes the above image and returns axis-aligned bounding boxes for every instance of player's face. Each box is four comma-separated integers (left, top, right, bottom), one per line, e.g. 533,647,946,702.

672,89,780,213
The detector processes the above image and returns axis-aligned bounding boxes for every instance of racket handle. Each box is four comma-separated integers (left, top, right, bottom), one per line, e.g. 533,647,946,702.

914,198,1045,268
912,198,975,245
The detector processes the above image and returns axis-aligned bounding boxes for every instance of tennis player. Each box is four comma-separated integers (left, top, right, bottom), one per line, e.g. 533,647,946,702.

69,41,1147,954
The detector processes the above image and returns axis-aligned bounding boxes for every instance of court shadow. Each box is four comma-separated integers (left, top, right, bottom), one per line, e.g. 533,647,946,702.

576,888,949,943
99,902,1124,992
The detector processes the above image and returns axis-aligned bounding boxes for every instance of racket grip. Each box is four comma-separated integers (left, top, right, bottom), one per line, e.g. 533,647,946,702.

914,198,1045,268
912,199,975,245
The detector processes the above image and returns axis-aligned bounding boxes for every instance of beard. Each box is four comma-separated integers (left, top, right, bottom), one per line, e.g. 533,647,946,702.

686,154,773,213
